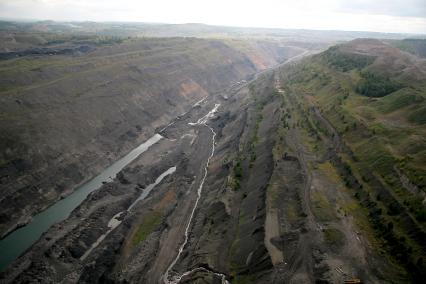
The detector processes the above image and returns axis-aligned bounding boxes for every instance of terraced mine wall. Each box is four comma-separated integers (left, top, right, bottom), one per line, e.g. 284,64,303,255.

277,39,426,282
0,37,301,239
4,38,424,282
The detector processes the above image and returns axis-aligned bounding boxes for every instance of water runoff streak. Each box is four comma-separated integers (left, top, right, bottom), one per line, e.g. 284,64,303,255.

163,104,229,284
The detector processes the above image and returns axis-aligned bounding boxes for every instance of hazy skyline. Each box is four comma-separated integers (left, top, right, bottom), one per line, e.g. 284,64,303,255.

1,0,426,34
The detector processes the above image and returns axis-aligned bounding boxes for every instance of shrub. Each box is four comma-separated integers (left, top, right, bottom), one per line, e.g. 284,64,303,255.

234,161,243,178
356,71,403,97
323,46,375,71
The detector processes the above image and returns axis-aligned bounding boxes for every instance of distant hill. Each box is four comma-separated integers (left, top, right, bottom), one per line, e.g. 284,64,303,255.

390,38,426,58
1,20,423,51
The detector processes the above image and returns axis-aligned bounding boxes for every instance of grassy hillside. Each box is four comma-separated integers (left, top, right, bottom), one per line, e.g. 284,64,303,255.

279,38,426,282
390,39,426,58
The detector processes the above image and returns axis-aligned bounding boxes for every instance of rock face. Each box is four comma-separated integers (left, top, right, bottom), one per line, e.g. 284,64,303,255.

0,37,301,238
0,63,282,283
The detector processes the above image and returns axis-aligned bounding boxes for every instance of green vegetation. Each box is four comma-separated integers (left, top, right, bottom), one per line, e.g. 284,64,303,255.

356,71,403,97
248,99,266,167
230,90,268,190
45,34,126,45
232,159,243,191
279,39,426,282
231,274,255,284
392,39,426,58
323,228,345,247
375,89,424,113
323,45,375,71
312,189,337,222
332,153,425,282
132,211,162,246
234,160,243,178
408,106,426,124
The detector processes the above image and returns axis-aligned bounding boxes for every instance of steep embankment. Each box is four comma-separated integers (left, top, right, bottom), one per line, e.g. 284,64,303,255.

279,38,426,282
0,36,302,238
6,39,425,283
0,66,283,283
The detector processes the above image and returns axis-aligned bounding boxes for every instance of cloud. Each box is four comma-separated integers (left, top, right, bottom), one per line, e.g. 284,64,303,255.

0,0,425,34
336,0,426,18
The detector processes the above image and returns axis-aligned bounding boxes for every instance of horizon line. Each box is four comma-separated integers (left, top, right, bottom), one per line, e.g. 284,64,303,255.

1,18,425,36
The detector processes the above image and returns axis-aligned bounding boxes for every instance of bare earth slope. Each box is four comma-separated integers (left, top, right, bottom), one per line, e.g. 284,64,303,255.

0,36,303,238
2,37,424,284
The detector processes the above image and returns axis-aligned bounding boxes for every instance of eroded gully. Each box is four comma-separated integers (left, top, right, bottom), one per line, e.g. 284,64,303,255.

163,103,229,284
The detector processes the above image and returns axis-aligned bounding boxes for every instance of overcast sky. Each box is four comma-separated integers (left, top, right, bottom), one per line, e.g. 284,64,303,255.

1,0,425,34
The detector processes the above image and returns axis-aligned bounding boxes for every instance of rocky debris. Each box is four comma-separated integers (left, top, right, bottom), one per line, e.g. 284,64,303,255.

1,36,299,238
